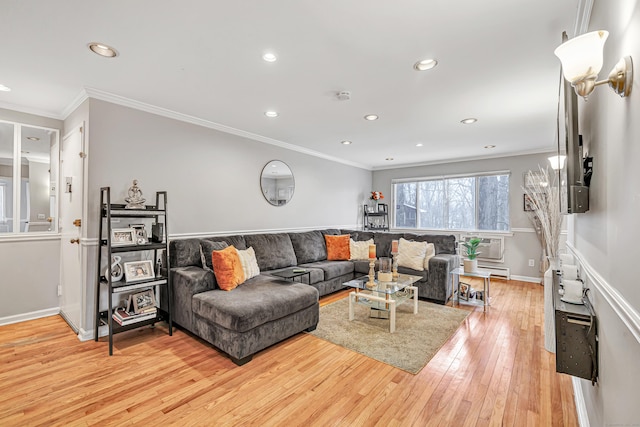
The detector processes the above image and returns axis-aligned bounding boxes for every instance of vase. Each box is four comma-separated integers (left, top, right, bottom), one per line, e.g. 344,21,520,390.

463,259,477,274
543,257,559,353
367,199,377,212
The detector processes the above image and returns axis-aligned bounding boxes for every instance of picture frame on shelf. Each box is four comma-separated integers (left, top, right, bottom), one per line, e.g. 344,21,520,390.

377,203,387,213
111,228,136,246
459,282,470,301
123,260,155,283
129,224,148,244
128,289,157,314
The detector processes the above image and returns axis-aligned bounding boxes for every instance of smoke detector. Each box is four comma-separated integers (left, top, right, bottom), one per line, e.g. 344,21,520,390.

336,91,351,101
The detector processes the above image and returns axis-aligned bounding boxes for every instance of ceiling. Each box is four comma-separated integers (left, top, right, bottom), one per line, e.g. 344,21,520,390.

0,1,580,170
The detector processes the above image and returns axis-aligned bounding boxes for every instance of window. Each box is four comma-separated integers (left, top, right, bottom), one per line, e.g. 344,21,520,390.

393,172,510,232
0,120,59,234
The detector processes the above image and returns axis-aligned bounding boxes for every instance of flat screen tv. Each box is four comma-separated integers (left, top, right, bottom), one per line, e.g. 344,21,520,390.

557,33,589,214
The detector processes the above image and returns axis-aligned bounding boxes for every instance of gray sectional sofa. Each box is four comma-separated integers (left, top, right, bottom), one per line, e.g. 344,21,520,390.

168,229,458,365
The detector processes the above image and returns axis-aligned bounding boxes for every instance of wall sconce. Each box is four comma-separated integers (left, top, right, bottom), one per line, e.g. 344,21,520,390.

554,30,633,99
548,155,567,170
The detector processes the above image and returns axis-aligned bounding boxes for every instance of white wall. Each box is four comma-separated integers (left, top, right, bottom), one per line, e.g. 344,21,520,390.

0,108,63,322
76,98,371,333
570,1,640,425
372,152,560,279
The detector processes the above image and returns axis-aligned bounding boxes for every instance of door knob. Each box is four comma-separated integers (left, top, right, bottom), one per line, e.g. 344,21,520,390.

47,217,53,223
73,219,81,227
70,238,80,244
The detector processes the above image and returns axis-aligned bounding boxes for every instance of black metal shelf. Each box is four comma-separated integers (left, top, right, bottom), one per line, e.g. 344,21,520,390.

363,203,389,231
100,276,169,293
103,241,167,252
98,308,171,334
94,187,173,356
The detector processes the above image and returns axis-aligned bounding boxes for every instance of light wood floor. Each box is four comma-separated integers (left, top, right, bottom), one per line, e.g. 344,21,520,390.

0,278,578,426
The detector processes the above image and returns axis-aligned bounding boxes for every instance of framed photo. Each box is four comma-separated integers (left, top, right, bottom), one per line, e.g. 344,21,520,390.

124,260,155,283
128,289,157,314
459,282,470,301
523,194,534,212
111,228,136,246
135,228,148,244
377,203,387,213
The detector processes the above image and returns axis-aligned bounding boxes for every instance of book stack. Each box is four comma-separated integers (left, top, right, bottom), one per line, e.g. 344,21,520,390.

112,307,157,326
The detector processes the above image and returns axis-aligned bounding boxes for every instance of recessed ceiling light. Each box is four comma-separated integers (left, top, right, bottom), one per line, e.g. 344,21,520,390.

385,157,394,161
341,140,352,145
484,145,496,149
461,118,478,124
264,111,279,118
26,137,40,141
0,84,10,92
364,114,379,121
413,58,438,71
416,143,423,147
262,52,277,62
88,42,118,58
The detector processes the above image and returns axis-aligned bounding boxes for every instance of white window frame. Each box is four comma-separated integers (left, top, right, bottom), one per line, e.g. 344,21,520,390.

391,170,511,233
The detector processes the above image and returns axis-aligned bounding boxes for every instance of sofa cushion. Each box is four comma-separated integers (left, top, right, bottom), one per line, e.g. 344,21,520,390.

199,240,229,272
288,230,327,264
211,246,245,291
373,232,404,258
300,260,354,280
244,233,298,271
192,276,318,332
397,238,428,271
325,234,350,261
237,247,260,280
349,238,374,260
170,238,203,268
406,233,456,254
424,243,436,270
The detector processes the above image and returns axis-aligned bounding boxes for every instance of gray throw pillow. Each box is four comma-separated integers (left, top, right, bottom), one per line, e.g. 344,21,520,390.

199,240,229,272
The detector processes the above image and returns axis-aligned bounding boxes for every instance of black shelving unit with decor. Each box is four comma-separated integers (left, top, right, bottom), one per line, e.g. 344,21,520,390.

94,187,172,355
363,203,389,231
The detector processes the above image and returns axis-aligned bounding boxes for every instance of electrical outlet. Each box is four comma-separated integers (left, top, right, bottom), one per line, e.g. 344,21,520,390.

57,285,62,296
528,259,535,267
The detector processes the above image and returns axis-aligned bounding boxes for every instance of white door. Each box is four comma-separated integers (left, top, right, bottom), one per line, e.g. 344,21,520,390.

59,126,85,332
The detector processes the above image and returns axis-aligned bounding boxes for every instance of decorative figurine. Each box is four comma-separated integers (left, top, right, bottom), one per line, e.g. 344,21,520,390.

125,179,146,209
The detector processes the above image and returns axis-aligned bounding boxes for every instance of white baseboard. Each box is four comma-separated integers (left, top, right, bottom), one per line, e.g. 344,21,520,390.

572,377,590,427
0,307,60,326
510,275,542,283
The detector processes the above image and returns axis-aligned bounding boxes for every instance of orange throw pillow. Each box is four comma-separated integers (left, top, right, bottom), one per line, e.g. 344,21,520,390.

325,234,351,261
211,246,245,291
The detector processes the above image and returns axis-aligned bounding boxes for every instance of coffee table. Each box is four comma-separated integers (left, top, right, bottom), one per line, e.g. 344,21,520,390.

343,273,421,333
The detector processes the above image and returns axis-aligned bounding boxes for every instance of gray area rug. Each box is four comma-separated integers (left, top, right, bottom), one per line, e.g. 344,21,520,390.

308,297,470,374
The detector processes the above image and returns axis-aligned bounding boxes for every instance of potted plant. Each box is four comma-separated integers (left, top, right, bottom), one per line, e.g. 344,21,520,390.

462,237,481,273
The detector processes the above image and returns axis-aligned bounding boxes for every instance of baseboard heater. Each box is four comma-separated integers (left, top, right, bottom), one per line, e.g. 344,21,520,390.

458,260,511,279
478,265,511,280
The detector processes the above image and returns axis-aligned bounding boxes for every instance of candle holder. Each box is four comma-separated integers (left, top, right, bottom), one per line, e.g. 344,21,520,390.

366,259,376,289
391,252,399,280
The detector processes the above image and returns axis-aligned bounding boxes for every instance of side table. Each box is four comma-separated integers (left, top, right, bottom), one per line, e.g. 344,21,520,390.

450,267,491,312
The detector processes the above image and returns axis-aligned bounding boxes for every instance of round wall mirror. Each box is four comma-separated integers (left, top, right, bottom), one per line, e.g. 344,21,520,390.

260,160,295,206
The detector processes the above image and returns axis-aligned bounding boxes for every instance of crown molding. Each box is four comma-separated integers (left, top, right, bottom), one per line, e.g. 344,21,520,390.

0,100,64,121
371,148,556,171
73,87,371,171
